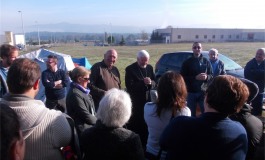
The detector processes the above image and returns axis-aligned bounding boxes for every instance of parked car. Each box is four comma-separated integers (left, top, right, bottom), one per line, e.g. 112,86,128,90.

155,51,265,104
16,44,25,50
155,51,244,80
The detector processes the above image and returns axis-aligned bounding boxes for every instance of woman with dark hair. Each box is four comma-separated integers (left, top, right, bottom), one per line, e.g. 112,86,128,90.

0,103,25,160
66,66,97,137
144,71,191,159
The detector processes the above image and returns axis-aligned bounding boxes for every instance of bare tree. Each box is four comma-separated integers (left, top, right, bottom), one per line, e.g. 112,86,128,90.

141,30,149,40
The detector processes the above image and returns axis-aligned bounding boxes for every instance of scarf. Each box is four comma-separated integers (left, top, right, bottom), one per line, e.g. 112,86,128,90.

71,82,90,95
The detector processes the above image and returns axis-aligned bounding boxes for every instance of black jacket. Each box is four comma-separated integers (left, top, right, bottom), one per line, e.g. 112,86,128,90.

66,84,97,136
181,54,213,93
229,104,263,159
81,120,145,160
244,58,265,93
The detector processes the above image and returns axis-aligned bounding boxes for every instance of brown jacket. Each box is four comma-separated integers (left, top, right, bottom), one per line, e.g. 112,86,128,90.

89,60,121,109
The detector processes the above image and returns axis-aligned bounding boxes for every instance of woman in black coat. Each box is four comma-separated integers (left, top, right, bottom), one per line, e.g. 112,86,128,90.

81,88,145,160
66,66,97,137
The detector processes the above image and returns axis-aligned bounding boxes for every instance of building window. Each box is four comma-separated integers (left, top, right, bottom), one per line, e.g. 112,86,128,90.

229,35,232,39
212,35,215,39
195,35,199,39
178,35,181,39
236,35,239,39
220,35,224,39
204,35,207,39
248,33,254,40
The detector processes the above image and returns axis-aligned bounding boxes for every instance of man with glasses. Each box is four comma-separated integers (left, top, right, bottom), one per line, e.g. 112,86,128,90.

181,42,213,117
42,55,69,112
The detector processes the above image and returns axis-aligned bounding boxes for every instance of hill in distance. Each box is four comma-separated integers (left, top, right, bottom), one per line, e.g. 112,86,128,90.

27,22,157,33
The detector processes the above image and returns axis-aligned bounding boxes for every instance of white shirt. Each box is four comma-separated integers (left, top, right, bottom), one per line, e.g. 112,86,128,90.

144,102,191,159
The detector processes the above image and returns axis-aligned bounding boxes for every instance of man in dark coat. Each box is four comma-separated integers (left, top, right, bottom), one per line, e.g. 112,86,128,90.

244,48,265,116
42,55,68,112
125,50,156,149
181,42,213,117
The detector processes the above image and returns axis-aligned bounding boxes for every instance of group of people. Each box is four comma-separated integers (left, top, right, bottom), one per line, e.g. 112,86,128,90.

0,42,264,160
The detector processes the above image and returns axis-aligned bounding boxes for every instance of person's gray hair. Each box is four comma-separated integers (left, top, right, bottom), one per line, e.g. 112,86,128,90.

96,88,132,128
209,48,218,54
137,50,150,59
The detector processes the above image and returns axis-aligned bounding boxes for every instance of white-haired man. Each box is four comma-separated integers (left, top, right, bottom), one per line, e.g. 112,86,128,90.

125,50,156,149
208,48,226,77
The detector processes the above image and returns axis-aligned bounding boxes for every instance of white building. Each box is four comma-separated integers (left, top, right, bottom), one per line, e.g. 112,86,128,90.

155,27,265,43
0,31,25,46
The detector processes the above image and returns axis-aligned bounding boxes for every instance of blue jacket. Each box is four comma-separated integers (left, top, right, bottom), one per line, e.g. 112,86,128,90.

210,59,226,77
244,58,265,93
0,62,8,98
160,112,248,160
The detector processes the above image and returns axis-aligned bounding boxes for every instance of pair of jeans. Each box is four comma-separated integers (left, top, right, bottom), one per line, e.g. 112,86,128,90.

187,91,205,117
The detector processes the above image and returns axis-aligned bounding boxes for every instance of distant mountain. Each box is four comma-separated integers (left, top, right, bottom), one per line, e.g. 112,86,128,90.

27,22,156,33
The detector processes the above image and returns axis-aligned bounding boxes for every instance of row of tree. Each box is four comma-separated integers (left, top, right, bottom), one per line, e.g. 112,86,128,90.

25,30,164,45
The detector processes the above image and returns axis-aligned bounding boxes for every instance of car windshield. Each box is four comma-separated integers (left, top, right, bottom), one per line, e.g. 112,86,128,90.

202,53,242,71
217,54,243,70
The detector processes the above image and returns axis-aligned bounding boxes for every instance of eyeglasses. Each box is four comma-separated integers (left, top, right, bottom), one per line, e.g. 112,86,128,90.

83,77,90,81
193,46,201,49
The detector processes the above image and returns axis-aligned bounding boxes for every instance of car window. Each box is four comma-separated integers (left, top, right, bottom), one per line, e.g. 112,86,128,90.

217,54,242,70
202,53,242,71
161,52,192,68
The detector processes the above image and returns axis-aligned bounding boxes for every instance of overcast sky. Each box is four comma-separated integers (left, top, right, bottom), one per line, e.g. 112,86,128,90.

1,0,264,34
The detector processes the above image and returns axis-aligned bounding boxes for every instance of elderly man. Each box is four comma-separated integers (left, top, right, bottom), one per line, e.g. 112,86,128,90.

0,44,18,98
208,48,226,77
244,48,265,116
42,55,69,112
181,42,213,117
89,49,121,110
125,50,156,149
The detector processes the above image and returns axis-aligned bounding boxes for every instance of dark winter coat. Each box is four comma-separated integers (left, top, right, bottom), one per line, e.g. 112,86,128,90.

181,54,213,93
66,85,97,136
244,58,265,93
81,120,145,160
230,104,263,159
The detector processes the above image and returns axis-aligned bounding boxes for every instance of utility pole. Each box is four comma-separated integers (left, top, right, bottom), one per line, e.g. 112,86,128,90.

110,22,112,46
18,11,26,50
35,21,40,46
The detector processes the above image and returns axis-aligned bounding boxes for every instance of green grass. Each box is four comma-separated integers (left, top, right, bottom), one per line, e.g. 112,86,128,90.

22,42,264,89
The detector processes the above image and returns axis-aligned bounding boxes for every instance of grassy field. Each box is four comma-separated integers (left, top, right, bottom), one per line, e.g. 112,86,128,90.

22,42,264,89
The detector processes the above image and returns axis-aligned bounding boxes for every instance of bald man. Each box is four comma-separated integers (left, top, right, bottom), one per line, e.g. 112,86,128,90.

244,48,265,116
89,49,121,110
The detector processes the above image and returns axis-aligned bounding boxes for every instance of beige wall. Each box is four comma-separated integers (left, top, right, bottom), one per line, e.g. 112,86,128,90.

156,28,265,43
